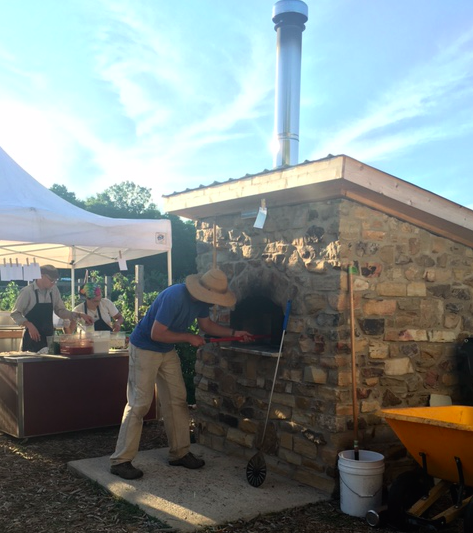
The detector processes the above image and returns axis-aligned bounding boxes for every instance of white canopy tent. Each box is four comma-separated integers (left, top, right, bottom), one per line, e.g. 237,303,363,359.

0,146,172,304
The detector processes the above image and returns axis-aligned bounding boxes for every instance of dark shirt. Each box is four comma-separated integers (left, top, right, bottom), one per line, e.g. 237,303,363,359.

130,284,210,352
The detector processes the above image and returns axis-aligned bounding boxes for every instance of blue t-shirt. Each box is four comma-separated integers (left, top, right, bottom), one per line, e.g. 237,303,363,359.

130,284,210,352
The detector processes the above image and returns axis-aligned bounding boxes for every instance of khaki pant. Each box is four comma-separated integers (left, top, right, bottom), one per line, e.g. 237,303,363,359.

110,343,190,465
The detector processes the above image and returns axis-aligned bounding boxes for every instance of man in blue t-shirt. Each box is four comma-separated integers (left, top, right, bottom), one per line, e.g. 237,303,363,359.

110,268,252,480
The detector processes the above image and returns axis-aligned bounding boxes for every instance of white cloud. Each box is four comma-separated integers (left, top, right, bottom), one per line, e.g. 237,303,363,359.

0,100,71,184
82,1,275,193
0,47,48,96
312,26,473,161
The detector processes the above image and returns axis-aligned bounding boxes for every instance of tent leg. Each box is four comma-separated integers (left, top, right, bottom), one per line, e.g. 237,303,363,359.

167,251,172,286
135,265,144,323
71,264,76,308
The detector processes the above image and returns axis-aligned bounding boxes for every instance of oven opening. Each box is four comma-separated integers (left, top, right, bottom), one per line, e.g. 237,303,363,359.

230,295,284,349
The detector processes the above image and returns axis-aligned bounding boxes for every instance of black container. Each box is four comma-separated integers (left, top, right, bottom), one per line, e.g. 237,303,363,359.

457,337,473,405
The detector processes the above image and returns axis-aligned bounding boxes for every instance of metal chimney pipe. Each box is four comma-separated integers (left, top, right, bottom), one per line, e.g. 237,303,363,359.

272,0,308,168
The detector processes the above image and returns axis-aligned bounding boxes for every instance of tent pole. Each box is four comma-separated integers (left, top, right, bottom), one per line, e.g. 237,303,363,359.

134,265,144,322
71,265,76,308
167,250,172,286
70,246,76,308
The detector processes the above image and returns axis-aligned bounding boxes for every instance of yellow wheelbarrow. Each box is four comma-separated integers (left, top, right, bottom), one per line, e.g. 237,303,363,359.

380,406,473,532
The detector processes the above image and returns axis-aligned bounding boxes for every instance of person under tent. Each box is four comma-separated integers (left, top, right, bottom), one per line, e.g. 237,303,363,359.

10,264,93,352
65,282,123,333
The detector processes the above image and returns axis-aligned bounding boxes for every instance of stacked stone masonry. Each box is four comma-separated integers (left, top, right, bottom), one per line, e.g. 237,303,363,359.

192,198,473,494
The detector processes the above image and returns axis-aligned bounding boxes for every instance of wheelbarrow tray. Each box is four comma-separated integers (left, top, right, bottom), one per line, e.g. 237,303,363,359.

381,406,473,486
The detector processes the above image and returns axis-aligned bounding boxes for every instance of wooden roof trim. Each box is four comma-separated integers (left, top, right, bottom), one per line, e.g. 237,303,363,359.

343,188,473,248
162,155,473,247
341,157,473,232
162,156,345,216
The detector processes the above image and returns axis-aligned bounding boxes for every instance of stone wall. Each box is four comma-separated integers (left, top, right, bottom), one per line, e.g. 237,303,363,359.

192,198,473,493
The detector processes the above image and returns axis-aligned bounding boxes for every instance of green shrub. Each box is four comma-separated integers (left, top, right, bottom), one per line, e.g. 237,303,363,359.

0,282,20,310
175,321,199,405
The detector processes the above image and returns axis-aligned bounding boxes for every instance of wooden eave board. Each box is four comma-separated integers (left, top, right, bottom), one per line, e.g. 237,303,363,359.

162,156,345,218
163,155,473,248
343,183,473,248
342,157,473,232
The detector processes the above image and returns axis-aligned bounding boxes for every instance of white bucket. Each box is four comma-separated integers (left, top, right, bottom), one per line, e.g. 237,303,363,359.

338,449,385,518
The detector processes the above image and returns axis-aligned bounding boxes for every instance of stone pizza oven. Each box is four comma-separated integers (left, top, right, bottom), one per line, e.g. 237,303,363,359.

163,155,473,494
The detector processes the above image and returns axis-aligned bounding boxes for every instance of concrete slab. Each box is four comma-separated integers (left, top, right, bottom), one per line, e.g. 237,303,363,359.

68,445,328,532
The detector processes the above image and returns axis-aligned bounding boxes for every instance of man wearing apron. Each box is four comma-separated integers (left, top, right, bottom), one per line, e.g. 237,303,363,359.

10,264,93,352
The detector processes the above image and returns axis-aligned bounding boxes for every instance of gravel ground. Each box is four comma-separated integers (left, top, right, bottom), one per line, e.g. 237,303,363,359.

0,420,465,533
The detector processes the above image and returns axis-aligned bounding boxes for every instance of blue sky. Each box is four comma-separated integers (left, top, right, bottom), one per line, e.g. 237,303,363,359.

1,0,473,211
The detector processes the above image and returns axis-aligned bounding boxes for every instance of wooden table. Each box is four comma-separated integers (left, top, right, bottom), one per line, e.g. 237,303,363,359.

0,330,23,339
0,351,157,438
0,329,23,352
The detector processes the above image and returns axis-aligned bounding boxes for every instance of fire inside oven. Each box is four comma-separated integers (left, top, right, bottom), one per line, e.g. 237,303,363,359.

230,295,284,349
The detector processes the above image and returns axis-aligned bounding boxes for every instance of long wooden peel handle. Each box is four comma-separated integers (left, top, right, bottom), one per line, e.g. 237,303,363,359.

348,266,359,458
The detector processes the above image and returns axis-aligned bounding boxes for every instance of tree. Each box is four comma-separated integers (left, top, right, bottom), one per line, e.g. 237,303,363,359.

50,184,85,208
166,214,197,279
49,180,197,290
85,181,158,218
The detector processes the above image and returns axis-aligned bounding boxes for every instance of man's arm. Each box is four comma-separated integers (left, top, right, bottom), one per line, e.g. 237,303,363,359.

52,288,93,325
197,317,252,341
10,288,43,341
10,288,31,326
151,320,206,347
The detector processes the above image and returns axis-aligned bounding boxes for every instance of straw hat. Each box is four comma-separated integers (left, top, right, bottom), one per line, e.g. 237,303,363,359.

185,269,236,307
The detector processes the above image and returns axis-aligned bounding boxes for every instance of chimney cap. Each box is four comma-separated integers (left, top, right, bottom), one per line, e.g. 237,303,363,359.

272,0,308,23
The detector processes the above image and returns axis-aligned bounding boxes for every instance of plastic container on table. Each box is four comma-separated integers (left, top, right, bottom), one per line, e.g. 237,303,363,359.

59,334,93,355
46,335,62,355
110,332,127,350
85,331,111,354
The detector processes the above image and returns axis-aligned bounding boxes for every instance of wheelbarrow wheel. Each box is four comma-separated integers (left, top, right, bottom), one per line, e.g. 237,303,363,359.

387,470,434,531
465,497,473,533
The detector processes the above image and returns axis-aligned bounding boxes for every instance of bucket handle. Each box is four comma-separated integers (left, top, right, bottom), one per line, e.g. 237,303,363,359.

340,477,383,499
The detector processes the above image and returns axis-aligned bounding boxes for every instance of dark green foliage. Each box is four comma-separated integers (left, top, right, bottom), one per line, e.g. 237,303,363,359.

110,272,140,332
0,282,20,310
50,184,85,208
175,322,199,405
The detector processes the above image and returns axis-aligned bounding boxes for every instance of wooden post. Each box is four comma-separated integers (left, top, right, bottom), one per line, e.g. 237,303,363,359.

348,264,359,460
77,278,83,296
134,265,144,323
213,222,217,269
104,276,112,298
212,222,217,321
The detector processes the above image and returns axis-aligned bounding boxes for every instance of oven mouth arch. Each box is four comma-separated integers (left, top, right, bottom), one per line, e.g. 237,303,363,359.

230,293,284,348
